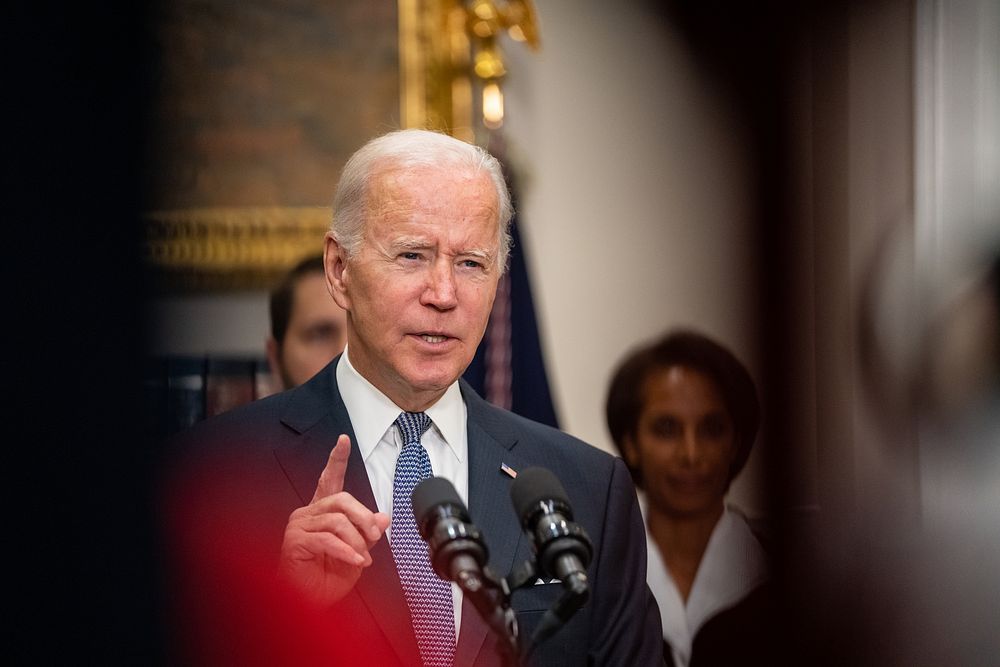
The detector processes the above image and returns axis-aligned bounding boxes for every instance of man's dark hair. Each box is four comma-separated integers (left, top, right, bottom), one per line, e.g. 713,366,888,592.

605,329,760,488
269,254,326,346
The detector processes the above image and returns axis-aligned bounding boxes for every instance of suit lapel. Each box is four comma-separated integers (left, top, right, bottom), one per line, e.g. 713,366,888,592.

455,383,528,666
272,358,421,667
271,368,531,666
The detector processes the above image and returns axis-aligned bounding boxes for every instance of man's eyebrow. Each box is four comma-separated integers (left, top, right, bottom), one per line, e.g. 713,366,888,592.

391,236,432,250
304,322,340,332
460,248,494,262
389,238,495,261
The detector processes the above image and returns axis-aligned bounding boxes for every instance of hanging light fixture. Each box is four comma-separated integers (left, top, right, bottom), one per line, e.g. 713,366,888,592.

467,0,539,131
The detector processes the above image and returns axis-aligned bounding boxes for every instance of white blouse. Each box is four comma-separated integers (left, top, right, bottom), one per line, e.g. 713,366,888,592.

642,501,769,667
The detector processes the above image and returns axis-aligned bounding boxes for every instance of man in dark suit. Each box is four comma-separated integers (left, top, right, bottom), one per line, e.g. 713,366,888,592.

165,129,662,666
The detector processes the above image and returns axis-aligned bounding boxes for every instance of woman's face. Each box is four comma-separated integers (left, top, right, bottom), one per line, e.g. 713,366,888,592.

625,365,738,520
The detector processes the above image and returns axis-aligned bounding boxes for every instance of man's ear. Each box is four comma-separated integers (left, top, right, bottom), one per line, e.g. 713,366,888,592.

324,233,351,310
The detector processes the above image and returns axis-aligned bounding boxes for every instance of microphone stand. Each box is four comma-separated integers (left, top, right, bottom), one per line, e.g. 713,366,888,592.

457,564,520,667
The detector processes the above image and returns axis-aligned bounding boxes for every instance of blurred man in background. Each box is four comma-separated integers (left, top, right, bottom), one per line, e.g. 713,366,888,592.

266,254,348,390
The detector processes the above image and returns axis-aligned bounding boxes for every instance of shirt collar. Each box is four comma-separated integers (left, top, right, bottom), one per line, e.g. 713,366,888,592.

336,346,466,463
639,494,768,665
685,507,769,631
423,382,466,462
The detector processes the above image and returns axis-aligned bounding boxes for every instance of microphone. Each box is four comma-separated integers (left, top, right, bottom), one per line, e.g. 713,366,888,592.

412,477,519,662
412,476,489,591
509,467,593,644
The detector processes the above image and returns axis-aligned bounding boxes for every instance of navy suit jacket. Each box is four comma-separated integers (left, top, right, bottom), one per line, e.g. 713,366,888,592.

168,356,663,666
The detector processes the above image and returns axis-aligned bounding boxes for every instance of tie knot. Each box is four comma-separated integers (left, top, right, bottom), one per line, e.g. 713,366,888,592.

395,411,432,445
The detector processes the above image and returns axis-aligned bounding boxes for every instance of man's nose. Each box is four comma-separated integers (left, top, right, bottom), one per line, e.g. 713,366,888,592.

421,260,458,309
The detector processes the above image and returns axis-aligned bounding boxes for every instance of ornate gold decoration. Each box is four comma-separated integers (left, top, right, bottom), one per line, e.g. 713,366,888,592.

145,207,330,292
399,0,540,141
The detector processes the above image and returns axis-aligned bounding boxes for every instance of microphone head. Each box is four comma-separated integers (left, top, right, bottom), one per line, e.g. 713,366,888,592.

412,476,488,579
510,467,571,524
412,476,468,526
510,467,593,580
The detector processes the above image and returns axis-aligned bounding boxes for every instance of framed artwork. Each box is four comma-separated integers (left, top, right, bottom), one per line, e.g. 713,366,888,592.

144,0,401,291
143,0,538,291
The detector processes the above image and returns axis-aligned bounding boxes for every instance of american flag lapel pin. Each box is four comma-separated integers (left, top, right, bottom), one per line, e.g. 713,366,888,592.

500,462,517,479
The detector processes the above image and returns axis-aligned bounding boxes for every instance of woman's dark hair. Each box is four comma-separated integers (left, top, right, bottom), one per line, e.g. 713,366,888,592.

605,329,760,488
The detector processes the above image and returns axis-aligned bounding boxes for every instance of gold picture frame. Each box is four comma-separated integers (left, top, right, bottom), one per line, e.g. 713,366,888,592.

144,0,537,292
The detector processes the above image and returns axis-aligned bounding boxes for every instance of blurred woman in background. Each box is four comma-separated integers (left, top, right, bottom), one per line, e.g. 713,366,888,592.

606,329,772,666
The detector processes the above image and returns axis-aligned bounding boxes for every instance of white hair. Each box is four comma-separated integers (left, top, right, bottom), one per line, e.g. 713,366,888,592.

331,129,514,272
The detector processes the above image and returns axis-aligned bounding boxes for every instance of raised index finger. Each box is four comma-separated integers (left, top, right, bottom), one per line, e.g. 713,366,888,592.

311,434,351,503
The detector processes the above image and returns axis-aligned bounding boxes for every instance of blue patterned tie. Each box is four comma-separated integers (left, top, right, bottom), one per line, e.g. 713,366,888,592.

390,412,455,667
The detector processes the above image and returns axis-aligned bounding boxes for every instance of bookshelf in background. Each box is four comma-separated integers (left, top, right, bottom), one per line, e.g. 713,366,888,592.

144,355,275,438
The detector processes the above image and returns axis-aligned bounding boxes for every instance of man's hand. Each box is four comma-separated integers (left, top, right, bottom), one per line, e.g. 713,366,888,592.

278,435,390,606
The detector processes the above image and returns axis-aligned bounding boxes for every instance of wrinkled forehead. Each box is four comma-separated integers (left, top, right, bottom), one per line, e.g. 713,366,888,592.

371,160,491,196
364,163,499,226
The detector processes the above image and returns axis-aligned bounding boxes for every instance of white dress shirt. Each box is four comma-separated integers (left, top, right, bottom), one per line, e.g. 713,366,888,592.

641,496,768,667
335,347,469,636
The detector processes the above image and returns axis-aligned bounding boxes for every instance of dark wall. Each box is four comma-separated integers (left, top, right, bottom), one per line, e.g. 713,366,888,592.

6,2,164,662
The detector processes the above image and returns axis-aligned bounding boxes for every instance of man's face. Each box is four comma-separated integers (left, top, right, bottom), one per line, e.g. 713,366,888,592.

327,164,501,411
270,272,348,389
